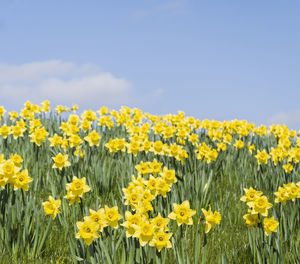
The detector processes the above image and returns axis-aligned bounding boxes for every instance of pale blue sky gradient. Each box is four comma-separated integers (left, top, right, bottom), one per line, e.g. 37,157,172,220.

1,0,300,128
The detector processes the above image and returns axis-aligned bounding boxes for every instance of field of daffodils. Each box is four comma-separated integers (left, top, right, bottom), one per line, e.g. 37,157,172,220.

0,101,299,263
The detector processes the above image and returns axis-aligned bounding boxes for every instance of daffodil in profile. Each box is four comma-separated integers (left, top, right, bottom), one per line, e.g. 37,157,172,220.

234,139,244,149
243,212,260,227
282,163,293,173
284,182,300,201
0,125,11,139
10,154,23,167
255,149,270,165
274,187,289,204
201,206,221,233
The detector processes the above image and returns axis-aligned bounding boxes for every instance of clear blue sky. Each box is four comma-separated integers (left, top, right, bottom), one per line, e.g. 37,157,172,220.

1,0,300,128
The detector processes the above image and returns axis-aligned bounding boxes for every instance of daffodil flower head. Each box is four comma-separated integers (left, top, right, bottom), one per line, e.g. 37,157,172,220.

149,230,172,252
168,200,196,226
240,187,263,203
263,216,279,236
42,196,61,219
76,219,100,245
201,206,221,233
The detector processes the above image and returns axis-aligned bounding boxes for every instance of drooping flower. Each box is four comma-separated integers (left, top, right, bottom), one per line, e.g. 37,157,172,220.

243,212,261,227
201,206,221,233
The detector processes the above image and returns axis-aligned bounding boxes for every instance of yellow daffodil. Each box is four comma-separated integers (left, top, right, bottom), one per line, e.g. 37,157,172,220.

168,200,196,226
201,206,221,233
76,219,99,245
149,230,172,252
247,196,272,216
12,169,33,191
104,205,123,229
43,196,61,219
52,153,71,170
263,216,279,236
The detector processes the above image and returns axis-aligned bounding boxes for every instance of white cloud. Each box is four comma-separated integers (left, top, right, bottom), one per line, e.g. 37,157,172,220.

0,60,132,108
268,111,300,129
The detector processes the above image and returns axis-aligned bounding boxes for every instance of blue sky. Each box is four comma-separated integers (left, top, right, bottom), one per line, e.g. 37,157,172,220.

1,0,300,128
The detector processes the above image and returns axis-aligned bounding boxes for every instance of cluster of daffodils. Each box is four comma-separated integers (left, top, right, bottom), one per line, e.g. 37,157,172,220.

65,176,91,205
1,102,227,253
122,200,197,252
0,153,33,191
241,188,279,236
120,163,177,251
74,156,221,252
43,176,90,219
274,181,300,204
72,163,176,251
48,113,102,154
122,211,173,251
3,100,300,174
55,104,78,114
0,120,27,140
122,165,176,217
105,138,188,163
76,206,123,245
195,142,218,163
